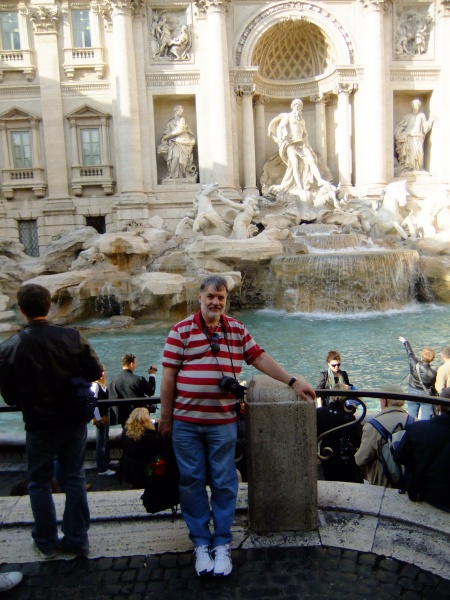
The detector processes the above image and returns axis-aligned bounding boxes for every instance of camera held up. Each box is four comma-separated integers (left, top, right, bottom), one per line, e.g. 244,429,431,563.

218,375,247,400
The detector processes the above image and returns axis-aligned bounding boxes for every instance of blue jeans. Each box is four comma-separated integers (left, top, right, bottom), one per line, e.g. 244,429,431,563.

96,423,110,472
26,424,90,553
407,386,435,420
172,420,238,548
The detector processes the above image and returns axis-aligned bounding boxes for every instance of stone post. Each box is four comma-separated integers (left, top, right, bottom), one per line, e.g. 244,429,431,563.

246,374,318,532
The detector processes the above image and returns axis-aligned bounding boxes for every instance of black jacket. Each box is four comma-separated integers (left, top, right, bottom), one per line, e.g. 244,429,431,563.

394,413,450,512
120,428,164,488
108,369,156,426
402,340,437,394
317,369,351,405
0,320,102,431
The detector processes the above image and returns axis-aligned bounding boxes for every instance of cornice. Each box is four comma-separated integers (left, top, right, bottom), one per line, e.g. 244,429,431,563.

146,71,200,87
390,67,440,81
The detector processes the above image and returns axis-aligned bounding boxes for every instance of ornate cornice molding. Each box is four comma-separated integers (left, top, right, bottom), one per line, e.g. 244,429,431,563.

0,86,41,96
145,72,200,87
236,2,355,67
61,83,112,94
28,6,60,34
358,0,389,11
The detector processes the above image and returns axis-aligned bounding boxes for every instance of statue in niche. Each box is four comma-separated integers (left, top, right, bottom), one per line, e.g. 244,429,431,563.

150,13,173,58
394,99,433,174
158,105,197,182
268,99,327,196
167,25,191,61
394,9,432,58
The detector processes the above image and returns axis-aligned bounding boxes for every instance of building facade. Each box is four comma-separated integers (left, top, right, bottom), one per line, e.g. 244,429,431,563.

0,0,449,253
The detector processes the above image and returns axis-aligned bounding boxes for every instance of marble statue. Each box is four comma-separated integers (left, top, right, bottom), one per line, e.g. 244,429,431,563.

268,98,326,195
188,183,233,237
168,25,191,60
158,105,197,182
394,9,432,58
394,99,433,174
218,196,260,240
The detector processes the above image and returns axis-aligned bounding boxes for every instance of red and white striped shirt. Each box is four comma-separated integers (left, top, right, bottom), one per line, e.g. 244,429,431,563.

162,311,264,424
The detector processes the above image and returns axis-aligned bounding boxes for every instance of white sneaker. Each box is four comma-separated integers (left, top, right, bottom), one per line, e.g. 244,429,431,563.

194,545,214,576
213,544,232,577
0,571,23,592
98,469,116,476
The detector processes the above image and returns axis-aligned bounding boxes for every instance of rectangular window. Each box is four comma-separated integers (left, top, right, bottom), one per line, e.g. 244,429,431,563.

80,128,101,166
72,10,91,48
10,131,32,169
86,216,106,234
18,220,40,257
0,12,20,50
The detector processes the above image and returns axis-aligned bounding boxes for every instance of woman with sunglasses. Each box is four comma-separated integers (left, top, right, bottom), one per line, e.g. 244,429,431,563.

317,350,352,407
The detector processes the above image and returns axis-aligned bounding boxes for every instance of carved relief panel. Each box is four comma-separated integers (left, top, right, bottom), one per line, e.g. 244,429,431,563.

148,6,194,64
393,4,434,60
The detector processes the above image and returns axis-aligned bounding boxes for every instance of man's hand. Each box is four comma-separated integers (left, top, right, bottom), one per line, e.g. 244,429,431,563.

158,420,173,438
93,416,108,428
399,336,406,343
292,379,316,401
148,365,158,375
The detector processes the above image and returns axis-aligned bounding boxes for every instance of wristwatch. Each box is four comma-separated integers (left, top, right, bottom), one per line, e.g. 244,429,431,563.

288,377,297,387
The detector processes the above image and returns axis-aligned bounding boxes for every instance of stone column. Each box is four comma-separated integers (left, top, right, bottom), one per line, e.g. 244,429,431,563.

239,86,258,196
196,0,234,189
333,84,355,186
254,94,269,187
310,93,330,168
246,374,318,532
107,0,145,198
359,0,387,192
29,6,70,201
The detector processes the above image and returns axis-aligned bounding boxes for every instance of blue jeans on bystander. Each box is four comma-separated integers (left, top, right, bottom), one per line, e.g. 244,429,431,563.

95,423,110,473
26,423,90,554
172,420,238,548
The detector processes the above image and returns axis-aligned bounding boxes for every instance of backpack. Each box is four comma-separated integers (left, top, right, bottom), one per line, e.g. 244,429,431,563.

369,415,414,488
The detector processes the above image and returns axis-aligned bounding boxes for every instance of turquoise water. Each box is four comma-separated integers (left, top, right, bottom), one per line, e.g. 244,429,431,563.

2,302,450,432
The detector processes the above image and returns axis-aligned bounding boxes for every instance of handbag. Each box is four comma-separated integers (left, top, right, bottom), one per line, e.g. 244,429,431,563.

141,438,180,515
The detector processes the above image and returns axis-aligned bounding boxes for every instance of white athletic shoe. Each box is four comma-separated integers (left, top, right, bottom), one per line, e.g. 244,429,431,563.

194,545,214,576
98,469,116,476
0,571,23,592
213,544,232,577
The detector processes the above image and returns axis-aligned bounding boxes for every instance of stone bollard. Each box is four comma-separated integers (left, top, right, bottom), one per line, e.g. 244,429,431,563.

245,374,317,532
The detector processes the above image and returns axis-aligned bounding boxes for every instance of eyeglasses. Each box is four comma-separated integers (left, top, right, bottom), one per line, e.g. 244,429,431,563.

330,363,340,368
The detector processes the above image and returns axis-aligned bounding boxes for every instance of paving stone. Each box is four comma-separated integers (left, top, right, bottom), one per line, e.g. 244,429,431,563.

379,557,401,573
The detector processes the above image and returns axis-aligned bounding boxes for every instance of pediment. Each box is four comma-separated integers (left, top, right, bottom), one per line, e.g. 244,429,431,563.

66,105,111,119
0,107,40,123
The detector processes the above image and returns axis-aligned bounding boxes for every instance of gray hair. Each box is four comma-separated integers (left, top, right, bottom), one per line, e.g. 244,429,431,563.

199,276,228,293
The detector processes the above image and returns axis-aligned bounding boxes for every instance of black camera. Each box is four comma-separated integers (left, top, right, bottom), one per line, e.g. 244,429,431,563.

218,376,247,399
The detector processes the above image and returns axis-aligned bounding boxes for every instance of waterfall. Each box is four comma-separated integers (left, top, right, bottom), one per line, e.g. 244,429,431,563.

270,250,428,313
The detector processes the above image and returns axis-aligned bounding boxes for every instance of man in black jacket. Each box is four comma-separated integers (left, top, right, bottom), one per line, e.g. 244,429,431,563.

108,354,157,426
0,284,103,559
394,387,450,512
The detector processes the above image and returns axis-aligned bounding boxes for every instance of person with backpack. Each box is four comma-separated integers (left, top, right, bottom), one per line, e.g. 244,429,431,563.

355,384,413,487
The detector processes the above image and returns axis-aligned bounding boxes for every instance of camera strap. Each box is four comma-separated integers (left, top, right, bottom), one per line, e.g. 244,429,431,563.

199,313,239,381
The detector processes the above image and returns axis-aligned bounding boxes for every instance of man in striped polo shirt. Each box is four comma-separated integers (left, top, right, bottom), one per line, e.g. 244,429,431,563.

159,275,315,577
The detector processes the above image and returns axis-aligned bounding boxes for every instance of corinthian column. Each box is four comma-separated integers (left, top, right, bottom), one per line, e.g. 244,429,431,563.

239,86,258,196
359,0,387,191
196,0,234,189
254,95,268,187
310,93,330,168
107,0,145,199
333,85,355,186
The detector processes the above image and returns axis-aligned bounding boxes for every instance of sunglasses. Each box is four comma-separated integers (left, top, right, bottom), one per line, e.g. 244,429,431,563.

211,332,220,354
330,363,340,368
